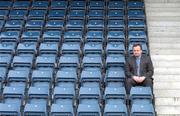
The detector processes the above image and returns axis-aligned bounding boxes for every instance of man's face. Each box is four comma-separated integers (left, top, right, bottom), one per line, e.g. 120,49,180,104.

133,46,142,57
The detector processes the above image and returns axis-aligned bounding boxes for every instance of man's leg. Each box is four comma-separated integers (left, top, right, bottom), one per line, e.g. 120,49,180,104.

126,78,137,94
142,78,153,91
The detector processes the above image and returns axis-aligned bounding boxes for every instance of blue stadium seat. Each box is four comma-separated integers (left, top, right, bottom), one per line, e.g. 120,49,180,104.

0,31,20,42
35,55,56,68
107,31,125,42
56,69,77,83
0,54,12,68
51,1,68,9
25,20,44,30
108,19,125,30
128,9,145,19
39,42,58,55
104,103,128,116
13,1,30,9
128,20,146,30
48,10,66,19
0,103,21,116
0,1,12,9
42,31,61,42
82,54,102,68
28,86,49,100
12,55,34,68
24,103,47,116
108,1,124,10
106,54,125,68
131,104,155,116
58,54,79,68
17,42,37,55
32,1,49,9
128,31,147,43
0,10,8,19
86,31,104,42
3,86,24,99
105,67,125,87
128,1,144,9
130,87,153,104
77,104,101,116
89,1,104,9
88,10,104,19
64,31,83,42
28,9,47,19
87,19,104,30
108,10,124,19
9,10,27,19
0,42,16,54
68,10,85,19
51,104,74,116
61,42,81,55
106,42,125,55
70,1,85,9
66,19,84,30
4,20,24,30
83,42,103,55
21,31,41,42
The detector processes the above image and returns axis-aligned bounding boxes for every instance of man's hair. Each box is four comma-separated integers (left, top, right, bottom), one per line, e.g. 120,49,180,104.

132,43,142,50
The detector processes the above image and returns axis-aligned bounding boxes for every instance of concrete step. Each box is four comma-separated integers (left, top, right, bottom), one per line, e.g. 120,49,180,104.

149,37,180,43
147,11,180,17
154,75,180,82
151,55,180,61
148,26,180,33
150,43,180,49
148,21,180,27
145,3,180,7
154,90,180,97
147,16,180,21
145,0,180,3
146,8,180,12
154,82,180,89
156,106,180,115
154,68,180,75
155,97,180,106
148,32,180,38
150,49,180,55
153,61,180,68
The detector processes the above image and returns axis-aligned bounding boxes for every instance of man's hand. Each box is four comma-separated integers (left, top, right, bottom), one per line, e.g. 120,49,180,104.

132,76,146,83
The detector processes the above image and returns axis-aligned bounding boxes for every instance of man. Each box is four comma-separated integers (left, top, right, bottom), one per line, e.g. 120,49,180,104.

125,43,154,94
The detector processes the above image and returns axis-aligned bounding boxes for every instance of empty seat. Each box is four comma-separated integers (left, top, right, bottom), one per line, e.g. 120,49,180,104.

12,55,34,68
128,1,144,9
108,1,124,10
89,1,104,9
0,54,12,68
48,10,66,19
66,19,84,30
0,31,20,42
0,103,20,116
64,31,83,42
16,42,37,55
3,86,24,99
128,9,145,19
68,10,85,19
87,19,104,30
83,42,103,55
0,42,16,54
70,1,85,9
104,103,128,116
51,104,74,116
106,42,125,55
32,1,49,9
77,104,101,116
82,54,102,68
106,54,125,68
0,10,8,19
61,42,81,55
35,55,56,68
39,42,58,55
13,1,30,9
25,20,44,30
86,31,104,42
0,1,12,9
130,87,153,104
21,31,41,42
105,67,125,87
42,30,61,42
108,10,124,19
108,19,125,30
107,31,125,42
88,10,104,19
128,31,147,43
131,104,155,116
8,10,27,19
128,20,146,30
28,86,49,100
59,54,79,68
24,103,47,116
51,1,68,9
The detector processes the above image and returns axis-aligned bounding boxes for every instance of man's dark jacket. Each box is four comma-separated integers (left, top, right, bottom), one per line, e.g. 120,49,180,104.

125,55,154,79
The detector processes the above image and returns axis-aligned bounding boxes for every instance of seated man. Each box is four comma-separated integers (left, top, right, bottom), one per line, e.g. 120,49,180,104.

125,43,154,94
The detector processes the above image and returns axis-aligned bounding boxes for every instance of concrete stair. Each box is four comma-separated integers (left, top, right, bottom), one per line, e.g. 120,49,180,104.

145,0,180,115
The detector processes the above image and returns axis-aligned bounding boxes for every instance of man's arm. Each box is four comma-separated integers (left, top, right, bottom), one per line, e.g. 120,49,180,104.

144,56,154,78
125,58,134,78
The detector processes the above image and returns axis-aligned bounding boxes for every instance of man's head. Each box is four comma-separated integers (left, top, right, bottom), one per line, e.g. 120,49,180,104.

132,43,142,57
